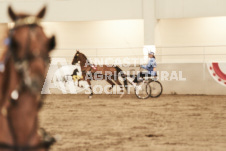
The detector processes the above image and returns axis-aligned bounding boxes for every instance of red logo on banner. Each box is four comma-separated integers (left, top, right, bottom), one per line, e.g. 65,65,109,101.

207,62,226,87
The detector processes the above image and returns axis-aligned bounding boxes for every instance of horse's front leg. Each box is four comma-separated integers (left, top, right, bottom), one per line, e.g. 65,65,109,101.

106,79,115,91
86,79,93,98
77,79,83,88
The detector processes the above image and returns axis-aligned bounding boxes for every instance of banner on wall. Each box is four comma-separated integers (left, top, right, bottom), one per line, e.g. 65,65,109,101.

207,62,226,87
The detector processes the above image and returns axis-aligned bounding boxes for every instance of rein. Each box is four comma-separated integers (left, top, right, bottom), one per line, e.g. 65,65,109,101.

0,16,56,151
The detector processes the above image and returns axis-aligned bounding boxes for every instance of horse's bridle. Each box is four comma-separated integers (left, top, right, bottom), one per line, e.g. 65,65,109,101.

9,23,50,93
0,16,56,151
74,53,94,74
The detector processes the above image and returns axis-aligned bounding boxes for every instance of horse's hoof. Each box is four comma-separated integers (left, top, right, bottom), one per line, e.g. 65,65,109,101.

89,96,92,99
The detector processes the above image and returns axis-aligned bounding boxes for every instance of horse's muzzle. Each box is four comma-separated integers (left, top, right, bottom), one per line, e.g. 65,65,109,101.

23,75,44,93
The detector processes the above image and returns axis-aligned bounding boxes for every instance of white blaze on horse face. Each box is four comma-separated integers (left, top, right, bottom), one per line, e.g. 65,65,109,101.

11,90,19,100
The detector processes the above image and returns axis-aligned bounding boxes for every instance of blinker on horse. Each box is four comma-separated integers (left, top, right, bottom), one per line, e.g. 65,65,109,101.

0,6,56,151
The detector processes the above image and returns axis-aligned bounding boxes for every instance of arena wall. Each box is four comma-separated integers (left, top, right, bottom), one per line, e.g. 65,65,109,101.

2,0,226,22
155,17,226,63
43,62,226,95
0,0,226,96
155,17,226,47
42,20,144,51
156,0,226,19
0,0,143,23
156,63,226,95
42,17,226,64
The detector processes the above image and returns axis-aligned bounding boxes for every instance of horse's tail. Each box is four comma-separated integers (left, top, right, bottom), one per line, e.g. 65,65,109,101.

115,66,128,91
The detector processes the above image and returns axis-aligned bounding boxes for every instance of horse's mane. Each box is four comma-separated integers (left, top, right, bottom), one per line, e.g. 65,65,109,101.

81,52,88,60
78,52,92,65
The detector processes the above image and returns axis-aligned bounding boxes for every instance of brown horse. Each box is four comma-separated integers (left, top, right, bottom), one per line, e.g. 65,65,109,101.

0,6,56,151
71,50,128,98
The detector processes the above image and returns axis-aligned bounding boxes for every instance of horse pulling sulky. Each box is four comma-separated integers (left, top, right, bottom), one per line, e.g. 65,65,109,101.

0,6,57,151
72,50,128,98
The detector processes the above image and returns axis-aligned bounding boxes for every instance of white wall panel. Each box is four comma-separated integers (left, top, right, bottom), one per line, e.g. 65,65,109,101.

143,0,156,45
156,0,184,19
155,17,226,46
0,0,46,23
42,20,144,56
0,0,143,23
155,17,226,63
157,0,226,19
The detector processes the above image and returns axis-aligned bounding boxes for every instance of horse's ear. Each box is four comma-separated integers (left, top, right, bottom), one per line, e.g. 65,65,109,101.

8,6,17,21
48,35,56,51
37,6,46,19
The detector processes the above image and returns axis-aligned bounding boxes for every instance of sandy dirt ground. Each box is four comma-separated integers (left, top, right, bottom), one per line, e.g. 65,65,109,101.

39,95,226,151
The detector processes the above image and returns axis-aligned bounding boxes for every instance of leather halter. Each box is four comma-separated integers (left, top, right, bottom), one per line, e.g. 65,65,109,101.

8,16,49,93
14,16,41,28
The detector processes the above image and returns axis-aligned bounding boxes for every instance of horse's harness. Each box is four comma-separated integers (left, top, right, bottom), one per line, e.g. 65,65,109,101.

81,60,97,75
0,16,56,150
82,66,95,74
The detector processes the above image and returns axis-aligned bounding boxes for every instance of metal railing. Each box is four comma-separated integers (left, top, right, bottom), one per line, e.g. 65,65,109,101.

50,46,226,64
1,45,226,64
